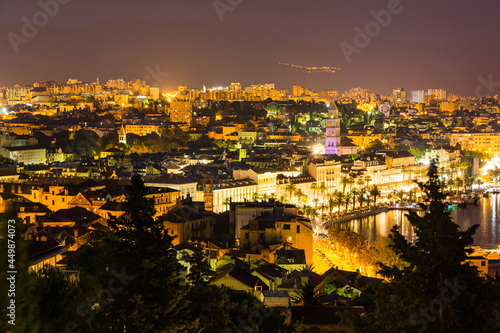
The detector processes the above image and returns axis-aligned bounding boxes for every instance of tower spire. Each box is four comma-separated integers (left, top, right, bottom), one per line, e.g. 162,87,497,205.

324,100,341,155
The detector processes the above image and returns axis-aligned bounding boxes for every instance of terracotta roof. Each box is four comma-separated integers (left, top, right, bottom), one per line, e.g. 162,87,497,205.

44,206,101,225
253,263,288,279
98,201,124,212
146,173,196,185
2,145,45,151
214,265,269,290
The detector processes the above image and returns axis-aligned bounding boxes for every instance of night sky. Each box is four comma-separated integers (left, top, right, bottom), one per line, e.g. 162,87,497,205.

0,0,499,95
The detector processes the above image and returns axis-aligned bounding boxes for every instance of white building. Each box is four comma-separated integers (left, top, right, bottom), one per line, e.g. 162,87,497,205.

200,178,258,213
428,89,447,100
233,168,278,196
411,90,425,103
0,145,46,165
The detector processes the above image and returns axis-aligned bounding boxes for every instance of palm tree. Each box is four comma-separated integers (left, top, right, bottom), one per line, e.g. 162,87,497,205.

312,198,319,208
295,188,305,203
310,182,318,200
347,177,356,192
364,175,372,189
344,192,352,212
340,176,350,195
334,190,344,216
302,205,312,218
356,177,365,191
394,189,405,205
252,192,259,202
351,188,359,212
285,182,297,203
369,184,381,208
319,203,327,217
290,283,327,306
489,167,500,183
318,181,327,199
358,192,366,210
408,188,416,204
309,208,319,219
328,196,335,217
222,197,231,211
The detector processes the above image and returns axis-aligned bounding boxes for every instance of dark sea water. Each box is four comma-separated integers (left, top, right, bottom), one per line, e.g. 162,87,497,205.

340,195,500,249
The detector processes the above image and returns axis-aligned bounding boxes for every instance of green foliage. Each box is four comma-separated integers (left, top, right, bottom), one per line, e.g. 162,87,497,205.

366,139,389,151
408,147,426,157
325,284,358,299
186,244,215,287
0,156,15,165
291,283,329,306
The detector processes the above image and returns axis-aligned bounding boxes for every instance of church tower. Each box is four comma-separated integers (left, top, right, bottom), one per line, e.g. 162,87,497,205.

203,180,214,212
119,124,127,145
325,101,341,155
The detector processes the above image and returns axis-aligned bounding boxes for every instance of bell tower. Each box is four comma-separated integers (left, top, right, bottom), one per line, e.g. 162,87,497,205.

119,124,127,145
203,179,214,212
325,101,341,155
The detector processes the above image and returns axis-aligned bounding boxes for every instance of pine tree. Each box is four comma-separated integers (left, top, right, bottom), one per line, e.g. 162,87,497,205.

83,175,190,332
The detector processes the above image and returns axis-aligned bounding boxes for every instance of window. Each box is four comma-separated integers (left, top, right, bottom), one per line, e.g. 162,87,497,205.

297,225,300,233
481,261,486,266
245,232,249,240
282,224,290,230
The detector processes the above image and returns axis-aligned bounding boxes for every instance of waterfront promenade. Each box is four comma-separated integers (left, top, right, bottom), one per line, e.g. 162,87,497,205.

323,206,425,228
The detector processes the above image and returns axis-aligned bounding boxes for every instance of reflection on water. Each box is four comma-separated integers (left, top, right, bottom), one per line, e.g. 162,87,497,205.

340,195,500,248
341,210,415,244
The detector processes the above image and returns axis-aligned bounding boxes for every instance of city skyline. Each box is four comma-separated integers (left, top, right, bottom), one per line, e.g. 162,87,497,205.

1,0,499,95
